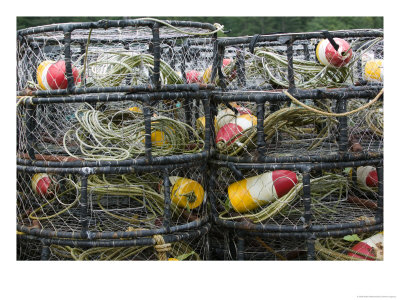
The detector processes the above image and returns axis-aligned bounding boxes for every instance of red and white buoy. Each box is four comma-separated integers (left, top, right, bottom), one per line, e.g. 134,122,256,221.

215,107,236,132
185,70,202,83
347,232,383,260
37,60,80,90
355,166,379,188
216,113,257,146
228,170,298,213
31,173,55,198
316,38,353,68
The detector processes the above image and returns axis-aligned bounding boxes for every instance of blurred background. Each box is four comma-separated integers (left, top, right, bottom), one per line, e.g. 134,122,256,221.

17,16,383,35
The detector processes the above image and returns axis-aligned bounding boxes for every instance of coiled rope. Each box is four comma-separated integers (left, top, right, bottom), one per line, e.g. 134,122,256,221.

283,88,384,117
63,104,204,161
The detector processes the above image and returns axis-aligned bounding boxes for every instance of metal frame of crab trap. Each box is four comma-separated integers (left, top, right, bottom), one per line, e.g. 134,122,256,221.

203,29,383,260
207,28,383,163
208,158,383,260
16,18,222,260
17,159,212,260
211,29,383,90
210,85,383,163
17,18,220,97
16,90,214,260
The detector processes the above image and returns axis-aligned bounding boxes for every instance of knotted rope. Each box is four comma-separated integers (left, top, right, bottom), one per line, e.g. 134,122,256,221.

153,234,172,261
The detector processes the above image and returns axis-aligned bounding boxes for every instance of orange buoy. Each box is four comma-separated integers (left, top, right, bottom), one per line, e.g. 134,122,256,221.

228,170,298,213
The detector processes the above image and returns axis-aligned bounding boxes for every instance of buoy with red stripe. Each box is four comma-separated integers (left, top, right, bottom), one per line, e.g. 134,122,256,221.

348,166,379,188
316,38,353,68
31,173,56,198
37,60,80,90
228,170,298,213
186,70,201,83
216,113,257,147
215,107,236,132
364,59,384,82
347,232,383,260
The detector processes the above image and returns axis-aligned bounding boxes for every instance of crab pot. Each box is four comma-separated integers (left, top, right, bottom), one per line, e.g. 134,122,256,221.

41,226,210,261
17,234,44,260
234,232,308,261
17,222,209,261
315,231,383,261
208,29,383,90
209,159,383,237
210,89,383,163
17,159,210,249
17,19,218,94
17,93,211,164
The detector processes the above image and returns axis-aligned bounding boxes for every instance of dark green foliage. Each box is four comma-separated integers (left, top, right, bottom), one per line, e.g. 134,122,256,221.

17,16,383,35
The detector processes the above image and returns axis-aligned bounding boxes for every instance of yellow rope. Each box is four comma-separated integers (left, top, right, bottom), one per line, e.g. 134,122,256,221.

153,234,172,261
283,88,384,117
135,18,224,36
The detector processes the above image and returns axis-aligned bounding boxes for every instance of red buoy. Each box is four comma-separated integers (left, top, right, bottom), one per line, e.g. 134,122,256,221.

316,38,353,68
347,232,383,260
186,70,201,83
37,60,80,90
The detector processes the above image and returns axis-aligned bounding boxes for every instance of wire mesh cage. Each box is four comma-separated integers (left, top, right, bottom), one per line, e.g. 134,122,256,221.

315,231,383,261
206,29,383,90
17,160,209,240
17,227,209,261
16,19,384,261
236,234,308,261
209,90,383,163
209,159,382,233
17,19,221,94
17,94,210,164
17,235,44,260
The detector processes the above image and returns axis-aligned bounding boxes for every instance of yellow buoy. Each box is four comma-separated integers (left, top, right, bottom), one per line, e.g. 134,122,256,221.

228,170,298,213
364,59,383,82
170,176,205,209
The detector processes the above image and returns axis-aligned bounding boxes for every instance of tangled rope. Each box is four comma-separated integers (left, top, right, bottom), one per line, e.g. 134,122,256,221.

49,240,199,261
219,173,348,223
63,104,204,161
216,104,337,156
136,18,224,36
315,234,378,260
247,37,383,89
283,88,384,117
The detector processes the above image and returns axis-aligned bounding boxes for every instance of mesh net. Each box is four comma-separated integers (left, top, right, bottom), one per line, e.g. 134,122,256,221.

17,21,383,261
17,165,207,234
212,163,380,227
212,30,383,89
17,23,217,91
44,234,208,261
209,228,308,260
210,95,382,159
315,231,383,261
17,99,206,161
